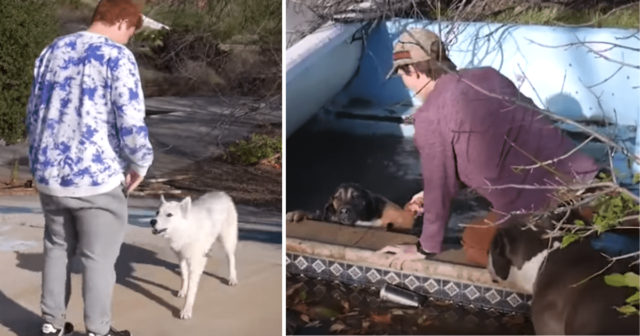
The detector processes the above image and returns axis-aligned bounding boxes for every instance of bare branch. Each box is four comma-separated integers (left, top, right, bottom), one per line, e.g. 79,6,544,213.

576,35,640,70
608,147,618,185
607,250,640,262
525,38,640,53
584,65,625,89
570,258,616,287
481,180,640,202
512,135,596,170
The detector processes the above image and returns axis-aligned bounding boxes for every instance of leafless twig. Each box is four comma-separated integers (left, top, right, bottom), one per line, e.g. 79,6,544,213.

525,39,640,53
481,181,639,203
512,135,596,170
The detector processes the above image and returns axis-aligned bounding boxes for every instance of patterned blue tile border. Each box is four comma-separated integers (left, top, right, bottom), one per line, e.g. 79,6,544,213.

286,252,532,315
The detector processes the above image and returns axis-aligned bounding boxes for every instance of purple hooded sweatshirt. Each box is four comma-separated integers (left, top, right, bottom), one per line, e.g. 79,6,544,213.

414,67,600,253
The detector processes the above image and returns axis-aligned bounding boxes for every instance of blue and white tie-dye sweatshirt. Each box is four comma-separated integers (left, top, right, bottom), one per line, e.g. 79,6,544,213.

26,31,154,197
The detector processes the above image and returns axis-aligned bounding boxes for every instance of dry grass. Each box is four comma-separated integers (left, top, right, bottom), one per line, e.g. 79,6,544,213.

135,123,282,210
487,3,639,28
155,158,282,211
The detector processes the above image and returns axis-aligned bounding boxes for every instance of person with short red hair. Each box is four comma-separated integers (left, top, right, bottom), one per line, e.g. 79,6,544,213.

26,1,152,335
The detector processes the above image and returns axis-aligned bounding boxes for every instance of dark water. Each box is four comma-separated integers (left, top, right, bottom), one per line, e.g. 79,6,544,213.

286,131,422,211
286,275,534,335
286,130,492,244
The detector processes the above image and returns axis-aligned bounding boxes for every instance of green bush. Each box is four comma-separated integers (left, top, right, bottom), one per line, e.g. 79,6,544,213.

146,0,281,46
131,0,281,97
604,272,639,316
559,172,640,317
0,0,58,144
226,133,281,165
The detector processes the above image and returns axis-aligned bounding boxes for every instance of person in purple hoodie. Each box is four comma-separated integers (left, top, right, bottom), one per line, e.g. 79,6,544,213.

377,28,601,267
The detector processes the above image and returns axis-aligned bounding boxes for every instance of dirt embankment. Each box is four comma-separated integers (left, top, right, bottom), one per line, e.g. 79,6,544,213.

0,123,282,212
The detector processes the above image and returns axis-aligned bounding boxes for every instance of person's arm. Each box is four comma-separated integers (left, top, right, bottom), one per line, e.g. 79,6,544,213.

25,45,55,176
109,49,154,177
25,46,52,140
414,117,459,254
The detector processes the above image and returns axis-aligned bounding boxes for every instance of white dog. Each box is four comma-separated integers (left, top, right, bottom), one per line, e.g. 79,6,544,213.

150,192,239,319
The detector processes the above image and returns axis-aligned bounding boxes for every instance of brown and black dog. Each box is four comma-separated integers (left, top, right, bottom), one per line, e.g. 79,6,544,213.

488,211,639,335
285,183,415,233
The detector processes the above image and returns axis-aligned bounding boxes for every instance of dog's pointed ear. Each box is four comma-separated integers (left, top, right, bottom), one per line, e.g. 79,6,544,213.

181,196,192,213
160,195,166,204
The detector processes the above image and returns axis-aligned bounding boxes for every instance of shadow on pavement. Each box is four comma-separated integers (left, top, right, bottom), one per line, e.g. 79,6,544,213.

11,243,232,320
0,205,281,246
0,290,43,336
0,203,279,331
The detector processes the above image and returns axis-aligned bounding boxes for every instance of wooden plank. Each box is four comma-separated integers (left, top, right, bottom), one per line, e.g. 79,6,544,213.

286,219,418,251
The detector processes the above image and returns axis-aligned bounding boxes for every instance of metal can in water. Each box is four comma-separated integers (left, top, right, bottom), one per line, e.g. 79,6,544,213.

379,283,425,307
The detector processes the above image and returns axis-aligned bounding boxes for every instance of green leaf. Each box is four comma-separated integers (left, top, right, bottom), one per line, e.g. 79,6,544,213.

605,273,628,287
634,173,640,185
626,291,640,304
316,307,340,318
574,219,585,227
298,290,307,302
624,273,640,288
561,233,580,248
617,305,639,315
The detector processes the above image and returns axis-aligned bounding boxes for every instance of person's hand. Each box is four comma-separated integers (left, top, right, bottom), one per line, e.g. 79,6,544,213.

376,244,427,261
125,170,144,193
404,190,424,215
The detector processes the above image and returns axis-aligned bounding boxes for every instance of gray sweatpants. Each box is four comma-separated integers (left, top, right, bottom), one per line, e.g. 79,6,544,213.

39,185,128,336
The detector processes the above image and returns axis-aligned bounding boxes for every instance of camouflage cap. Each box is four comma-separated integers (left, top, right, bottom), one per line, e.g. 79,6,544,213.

386,28,445,79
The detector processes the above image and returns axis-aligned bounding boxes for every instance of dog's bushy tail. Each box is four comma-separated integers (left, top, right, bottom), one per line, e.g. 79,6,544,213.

220,199,239,254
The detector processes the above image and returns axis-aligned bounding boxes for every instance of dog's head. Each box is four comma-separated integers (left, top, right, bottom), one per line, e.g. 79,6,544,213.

487,215,555,289
150,195,192,236
325,183,378,225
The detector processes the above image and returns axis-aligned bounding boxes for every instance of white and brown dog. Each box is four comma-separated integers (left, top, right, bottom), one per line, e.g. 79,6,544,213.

488,213,639,335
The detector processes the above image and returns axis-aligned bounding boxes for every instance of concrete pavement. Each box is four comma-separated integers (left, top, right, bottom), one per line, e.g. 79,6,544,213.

0,195,283,336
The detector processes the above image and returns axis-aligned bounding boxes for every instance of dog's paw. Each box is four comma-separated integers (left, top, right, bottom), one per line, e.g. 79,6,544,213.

180,307,193,320
228,278,238,286
177,289,187,298
286,211,307,222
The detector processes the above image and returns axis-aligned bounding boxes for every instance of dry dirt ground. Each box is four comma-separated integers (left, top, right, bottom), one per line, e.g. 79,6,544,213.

153,121,282,211
0,155,281,211
160,158,281,210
